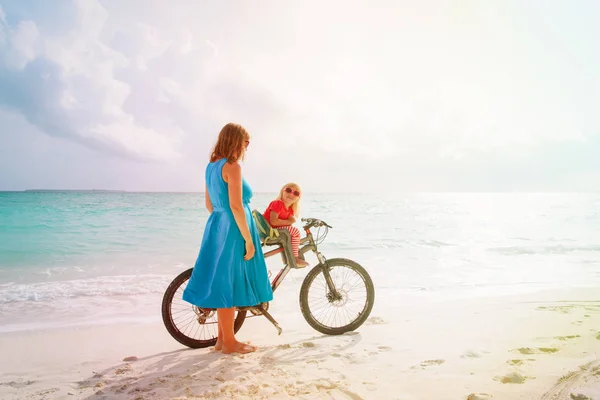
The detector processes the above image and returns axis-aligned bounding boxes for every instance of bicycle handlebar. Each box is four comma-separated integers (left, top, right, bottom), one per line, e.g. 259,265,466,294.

301,217,332,229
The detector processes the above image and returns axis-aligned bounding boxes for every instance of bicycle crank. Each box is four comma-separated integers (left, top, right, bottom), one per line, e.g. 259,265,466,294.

242,303,282,335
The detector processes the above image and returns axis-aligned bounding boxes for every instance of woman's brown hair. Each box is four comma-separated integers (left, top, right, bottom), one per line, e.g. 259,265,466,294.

209,123,250,163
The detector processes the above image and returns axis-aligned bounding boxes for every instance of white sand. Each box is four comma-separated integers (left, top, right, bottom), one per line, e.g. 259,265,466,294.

1,287,600,400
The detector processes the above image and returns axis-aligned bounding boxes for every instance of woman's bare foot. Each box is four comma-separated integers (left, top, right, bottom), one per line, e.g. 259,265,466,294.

215,339,223,351
221,341,257,354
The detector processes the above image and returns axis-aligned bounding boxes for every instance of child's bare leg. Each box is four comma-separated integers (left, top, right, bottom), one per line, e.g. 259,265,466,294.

290,228,309,267
217,308,257,354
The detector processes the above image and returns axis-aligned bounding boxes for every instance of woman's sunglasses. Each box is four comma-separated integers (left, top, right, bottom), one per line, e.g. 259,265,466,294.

285,188,300,196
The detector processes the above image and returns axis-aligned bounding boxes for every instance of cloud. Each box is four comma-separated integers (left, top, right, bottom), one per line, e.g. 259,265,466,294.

0,0,187,161
1,0,599,192
3,0,594,165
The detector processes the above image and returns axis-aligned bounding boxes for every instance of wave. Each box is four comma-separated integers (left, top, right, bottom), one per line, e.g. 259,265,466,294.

325,239,454,250
489,244,600,255
0,274,174,304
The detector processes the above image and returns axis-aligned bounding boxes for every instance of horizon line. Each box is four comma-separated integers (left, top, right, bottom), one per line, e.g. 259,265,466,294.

1,189,599,195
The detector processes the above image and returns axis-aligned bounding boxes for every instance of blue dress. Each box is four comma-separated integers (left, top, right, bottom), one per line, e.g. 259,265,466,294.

182,158,274,308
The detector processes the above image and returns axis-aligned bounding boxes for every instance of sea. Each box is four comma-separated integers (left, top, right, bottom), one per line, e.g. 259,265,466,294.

1,191,599,333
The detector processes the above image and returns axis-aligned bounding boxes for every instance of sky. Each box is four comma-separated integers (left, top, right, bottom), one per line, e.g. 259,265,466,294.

0,0,599,193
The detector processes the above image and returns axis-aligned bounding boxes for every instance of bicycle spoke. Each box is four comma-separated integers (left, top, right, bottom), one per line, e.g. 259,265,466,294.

305,263,370,329
165,275,236,344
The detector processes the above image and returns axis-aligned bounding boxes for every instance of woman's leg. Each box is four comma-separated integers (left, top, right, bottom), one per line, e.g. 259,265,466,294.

215,319,223,350
216,308,257,354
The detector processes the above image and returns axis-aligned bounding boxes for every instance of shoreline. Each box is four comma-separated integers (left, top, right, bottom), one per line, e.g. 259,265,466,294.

2,282,598,334
1,286,599,399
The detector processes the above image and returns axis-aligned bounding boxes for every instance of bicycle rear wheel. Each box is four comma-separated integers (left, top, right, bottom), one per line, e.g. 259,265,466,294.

299,258,375,335
161,268,247,348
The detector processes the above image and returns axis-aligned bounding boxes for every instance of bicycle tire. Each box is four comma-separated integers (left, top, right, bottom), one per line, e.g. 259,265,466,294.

299,258,375,335
161,268,247,348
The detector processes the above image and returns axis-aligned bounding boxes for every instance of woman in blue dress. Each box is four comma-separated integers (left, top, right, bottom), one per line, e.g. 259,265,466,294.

182,122,273,354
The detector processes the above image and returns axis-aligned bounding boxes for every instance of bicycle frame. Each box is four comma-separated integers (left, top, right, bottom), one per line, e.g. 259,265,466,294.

262,225,335,295
163,216,374,346
235,218,342,335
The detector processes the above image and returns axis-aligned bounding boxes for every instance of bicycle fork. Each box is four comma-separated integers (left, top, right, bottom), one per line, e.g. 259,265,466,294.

314,253,342,301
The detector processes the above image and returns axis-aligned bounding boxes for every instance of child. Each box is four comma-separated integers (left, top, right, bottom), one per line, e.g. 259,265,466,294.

264,183,309,268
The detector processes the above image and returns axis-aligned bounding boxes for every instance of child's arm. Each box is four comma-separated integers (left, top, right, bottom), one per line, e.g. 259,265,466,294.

269,211,294,226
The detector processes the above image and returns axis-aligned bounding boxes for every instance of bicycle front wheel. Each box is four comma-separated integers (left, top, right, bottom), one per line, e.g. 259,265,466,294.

161,268,247,348
299,258,375,335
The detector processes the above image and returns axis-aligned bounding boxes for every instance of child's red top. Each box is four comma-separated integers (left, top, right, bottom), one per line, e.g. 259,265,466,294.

263,200,294,227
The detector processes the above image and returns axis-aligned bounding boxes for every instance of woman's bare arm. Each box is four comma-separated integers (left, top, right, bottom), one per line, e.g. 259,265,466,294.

223,162,252,242
205,184,213,213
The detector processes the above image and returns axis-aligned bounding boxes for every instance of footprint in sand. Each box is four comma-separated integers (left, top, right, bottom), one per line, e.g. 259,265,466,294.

0,380,36,388
461,350,483,359
260,356,276,366
419,359,445,368
555,335,580,341
538,347,559,354
467,393,493,400
362,347,387,356
301,342,316,348
494,372,529,384
31,388,60,397
516,347,559,355
507,359,536,366
538,304,600,315
570,394,592,400
536,305,574,314
339,352,369,365
362,381,377,392
114,364,132,375
365,316,386,325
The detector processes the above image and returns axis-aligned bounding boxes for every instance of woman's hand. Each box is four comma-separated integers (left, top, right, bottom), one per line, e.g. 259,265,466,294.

244,240,255,261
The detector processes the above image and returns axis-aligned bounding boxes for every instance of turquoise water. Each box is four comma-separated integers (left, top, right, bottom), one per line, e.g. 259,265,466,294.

1,191,599,332
1,192,210,274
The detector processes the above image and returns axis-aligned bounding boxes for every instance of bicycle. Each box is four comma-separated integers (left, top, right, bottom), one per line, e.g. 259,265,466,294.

161,214,375,348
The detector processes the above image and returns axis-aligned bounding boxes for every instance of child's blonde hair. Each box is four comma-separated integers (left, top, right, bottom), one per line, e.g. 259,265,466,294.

277,182,302,216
